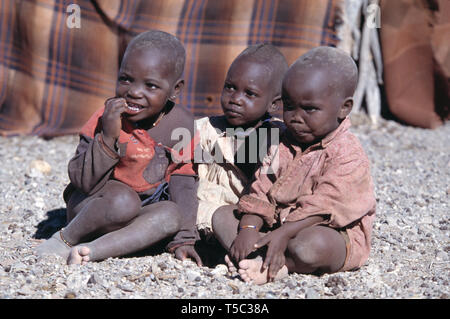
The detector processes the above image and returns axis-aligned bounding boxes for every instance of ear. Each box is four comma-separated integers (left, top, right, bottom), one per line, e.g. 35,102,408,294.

269,95,283,113
170,79,185,101
338,97,353,120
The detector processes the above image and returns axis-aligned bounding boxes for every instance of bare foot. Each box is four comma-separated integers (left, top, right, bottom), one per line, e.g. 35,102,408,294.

238,256,288,285
34,231,72,260
67,246,91,265
224,254,238,273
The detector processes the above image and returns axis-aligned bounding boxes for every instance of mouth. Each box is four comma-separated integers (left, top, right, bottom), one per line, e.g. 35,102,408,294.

289,123,311,135
124,102,145,115
223,108,243,119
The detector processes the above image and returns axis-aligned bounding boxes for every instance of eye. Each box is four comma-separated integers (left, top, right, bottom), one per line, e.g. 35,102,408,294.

224,83,235,92
118,75,131,84
146,82,158,90
303,106,318,113
245,90,257,98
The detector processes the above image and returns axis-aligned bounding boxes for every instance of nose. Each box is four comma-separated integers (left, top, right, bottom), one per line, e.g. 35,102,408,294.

229,91,243,106
127,83,144,98
290,110,305,124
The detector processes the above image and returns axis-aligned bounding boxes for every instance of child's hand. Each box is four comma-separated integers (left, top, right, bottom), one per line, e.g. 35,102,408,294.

254,229,290,280
102,97,127,144
230,228,260,262
174,245,203,267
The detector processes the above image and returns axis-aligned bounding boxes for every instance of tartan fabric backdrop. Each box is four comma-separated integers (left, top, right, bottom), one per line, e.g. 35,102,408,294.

0,0,341,137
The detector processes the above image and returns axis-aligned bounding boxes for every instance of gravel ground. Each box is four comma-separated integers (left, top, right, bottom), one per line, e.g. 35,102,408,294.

0,114,448,299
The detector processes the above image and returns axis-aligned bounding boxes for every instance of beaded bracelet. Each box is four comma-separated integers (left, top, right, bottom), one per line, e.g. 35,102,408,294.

239,225,257,231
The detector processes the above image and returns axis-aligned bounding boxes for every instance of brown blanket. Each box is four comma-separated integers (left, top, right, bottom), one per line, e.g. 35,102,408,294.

0,0,341,137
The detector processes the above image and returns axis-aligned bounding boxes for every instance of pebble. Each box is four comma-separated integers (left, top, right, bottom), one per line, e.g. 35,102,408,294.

0,117,449,298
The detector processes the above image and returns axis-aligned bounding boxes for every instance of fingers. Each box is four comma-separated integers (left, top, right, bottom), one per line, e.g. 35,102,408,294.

268,254,285,280
192,251,203,267
105,97,127,114
254,233,271,249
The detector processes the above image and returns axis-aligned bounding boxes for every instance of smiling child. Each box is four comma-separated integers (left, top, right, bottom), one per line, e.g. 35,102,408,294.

36,30,200,265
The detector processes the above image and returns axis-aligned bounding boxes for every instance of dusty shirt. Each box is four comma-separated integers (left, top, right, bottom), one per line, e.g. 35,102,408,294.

195,116,285,232
238,117,376,270
64,105,199,251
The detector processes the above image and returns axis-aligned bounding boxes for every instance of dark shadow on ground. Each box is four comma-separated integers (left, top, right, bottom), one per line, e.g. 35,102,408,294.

124,235,228,269
33,208,67,240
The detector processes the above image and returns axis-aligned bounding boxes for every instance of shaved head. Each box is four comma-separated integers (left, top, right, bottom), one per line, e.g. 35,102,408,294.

124,30,186,81
287,46,358,99
233,43,288,97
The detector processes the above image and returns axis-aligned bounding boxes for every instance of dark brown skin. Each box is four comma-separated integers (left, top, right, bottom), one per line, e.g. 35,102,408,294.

212,64,356,283
36,44,201,266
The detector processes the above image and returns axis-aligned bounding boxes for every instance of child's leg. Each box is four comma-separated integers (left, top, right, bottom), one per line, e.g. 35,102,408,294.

36,180,142,259
213,207,347,283
212,205,288,283
285,225,347,275
211,205,240,250
68,200,181,264
238,226,346,284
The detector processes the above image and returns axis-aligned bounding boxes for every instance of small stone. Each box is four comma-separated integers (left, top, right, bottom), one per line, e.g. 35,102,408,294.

88,274,100,285
185,270,201,282
64,291,76,299
117,283,135,292
211,264,228,277
29,160,52,175
305,288,320,299
330,287,340,295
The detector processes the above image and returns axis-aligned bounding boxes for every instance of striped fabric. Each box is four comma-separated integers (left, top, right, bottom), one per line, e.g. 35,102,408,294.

0,0,342,136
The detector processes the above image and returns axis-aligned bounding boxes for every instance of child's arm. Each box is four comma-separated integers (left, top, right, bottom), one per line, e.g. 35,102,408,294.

166,174,202,266
229,214,264,262
68,99,127,195
163,106,202,264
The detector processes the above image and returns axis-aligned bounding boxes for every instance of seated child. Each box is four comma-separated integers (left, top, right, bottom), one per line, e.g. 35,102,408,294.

36,30,199,265
194,44,288,245
212,46,376,284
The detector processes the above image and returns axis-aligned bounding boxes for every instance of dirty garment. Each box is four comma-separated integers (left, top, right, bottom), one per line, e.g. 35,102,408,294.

238,118,376,271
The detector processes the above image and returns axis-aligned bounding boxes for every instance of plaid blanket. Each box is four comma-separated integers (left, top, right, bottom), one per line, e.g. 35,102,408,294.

0,0,341,136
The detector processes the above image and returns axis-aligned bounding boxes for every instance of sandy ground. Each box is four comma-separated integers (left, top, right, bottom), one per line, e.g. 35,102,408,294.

0,114,448,299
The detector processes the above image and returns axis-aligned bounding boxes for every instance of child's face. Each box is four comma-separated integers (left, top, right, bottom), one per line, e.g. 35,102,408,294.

282,69,346,146
221,58,274,127
115,47,179,123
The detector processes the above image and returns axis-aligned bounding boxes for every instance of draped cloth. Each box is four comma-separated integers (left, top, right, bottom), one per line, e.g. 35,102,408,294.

380,0,450,128
0,0,341,137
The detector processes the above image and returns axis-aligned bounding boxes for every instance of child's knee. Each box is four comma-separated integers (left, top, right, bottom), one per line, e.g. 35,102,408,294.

103,182,141,224
288,228,332,267
155,201,182,234
211,205,233,232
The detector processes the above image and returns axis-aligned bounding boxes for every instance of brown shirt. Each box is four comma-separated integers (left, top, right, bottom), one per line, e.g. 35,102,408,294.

238,117,376,270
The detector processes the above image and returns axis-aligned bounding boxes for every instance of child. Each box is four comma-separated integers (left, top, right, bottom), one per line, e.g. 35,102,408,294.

193,44,288,248
212,46,376,284
36,30,199,265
